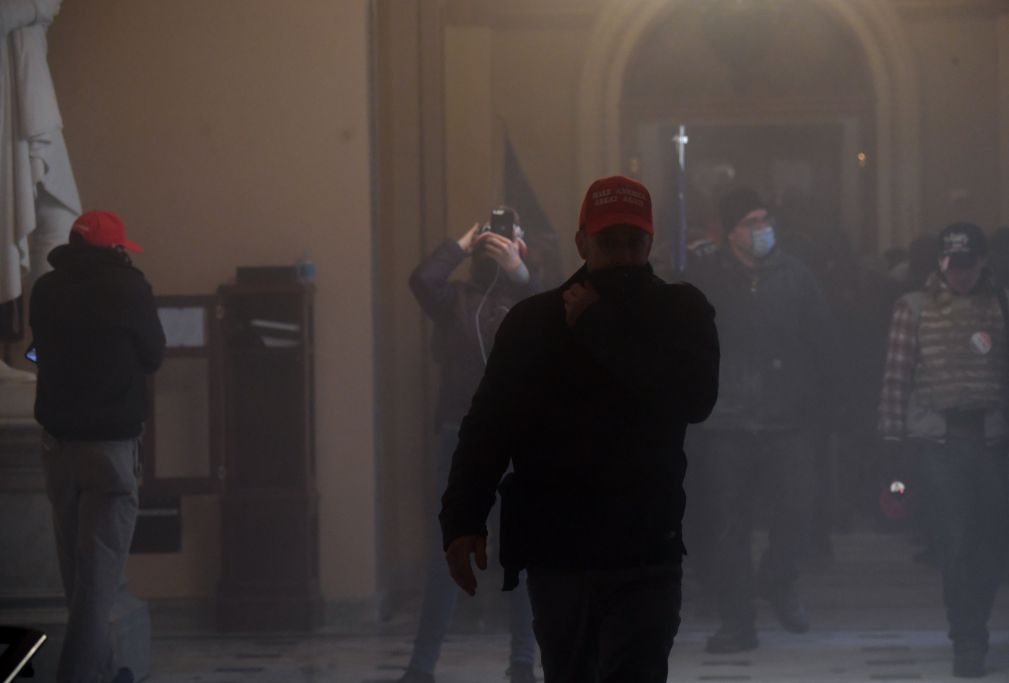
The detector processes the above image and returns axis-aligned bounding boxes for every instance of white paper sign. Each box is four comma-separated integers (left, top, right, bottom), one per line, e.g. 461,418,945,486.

158,307,206,348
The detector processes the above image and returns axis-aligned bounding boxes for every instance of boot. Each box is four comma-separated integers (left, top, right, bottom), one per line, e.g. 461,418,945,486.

107,669,134,683
767,586,810,634
704,625,759,654
953,642,987,678
507,661,537,683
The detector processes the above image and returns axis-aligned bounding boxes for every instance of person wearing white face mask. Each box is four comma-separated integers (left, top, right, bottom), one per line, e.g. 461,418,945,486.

728,209,777,263
686,187,836,655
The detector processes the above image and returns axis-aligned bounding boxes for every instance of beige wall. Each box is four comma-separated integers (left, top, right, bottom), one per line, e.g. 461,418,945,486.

47,0,376,601
492,24,588,271
903,4,1003,233
444,25,494,237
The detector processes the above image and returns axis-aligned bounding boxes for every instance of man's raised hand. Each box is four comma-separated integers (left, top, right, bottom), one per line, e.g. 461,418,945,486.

563,282,600,327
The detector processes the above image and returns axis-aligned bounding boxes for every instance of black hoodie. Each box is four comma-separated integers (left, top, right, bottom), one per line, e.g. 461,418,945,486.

439,263,720,570
30,244,166,440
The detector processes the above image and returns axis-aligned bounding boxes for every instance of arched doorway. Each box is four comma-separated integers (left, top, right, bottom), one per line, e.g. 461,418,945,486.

576,0,920,253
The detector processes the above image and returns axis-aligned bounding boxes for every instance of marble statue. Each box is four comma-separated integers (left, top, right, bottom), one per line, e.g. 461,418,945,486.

0,0,80,401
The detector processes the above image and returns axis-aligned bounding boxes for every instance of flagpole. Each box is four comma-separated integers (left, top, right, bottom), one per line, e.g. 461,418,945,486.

673,125,689,272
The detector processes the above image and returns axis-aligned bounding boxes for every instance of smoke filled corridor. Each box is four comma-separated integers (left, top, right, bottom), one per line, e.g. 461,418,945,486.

2,1,1008,682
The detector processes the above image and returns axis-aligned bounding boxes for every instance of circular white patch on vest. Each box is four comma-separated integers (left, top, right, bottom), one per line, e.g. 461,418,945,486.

969,331,992,355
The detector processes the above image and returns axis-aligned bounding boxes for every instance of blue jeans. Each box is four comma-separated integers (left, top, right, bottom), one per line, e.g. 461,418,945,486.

914,438,1009,651
408,427,536,674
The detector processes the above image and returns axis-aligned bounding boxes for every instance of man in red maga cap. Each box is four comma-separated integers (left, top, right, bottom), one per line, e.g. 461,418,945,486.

30,210,164,683
439,176,720,682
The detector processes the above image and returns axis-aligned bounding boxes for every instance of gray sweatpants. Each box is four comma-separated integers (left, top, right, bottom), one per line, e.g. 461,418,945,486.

41,435,141,683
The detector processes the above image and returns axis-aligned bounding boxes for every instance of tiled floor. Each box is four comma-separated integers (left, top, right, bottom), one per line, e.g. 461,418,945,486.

148,629,1009,682
146,533,1009,682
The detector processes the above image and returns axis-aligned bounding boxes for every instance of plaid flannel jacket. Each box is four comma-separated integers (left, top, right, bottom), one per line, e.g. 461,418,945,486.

879,299,916,438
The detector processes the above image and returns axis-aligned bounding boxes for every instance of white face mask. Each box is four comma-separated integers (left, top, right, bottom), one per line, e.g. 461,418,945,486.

750,226,776,259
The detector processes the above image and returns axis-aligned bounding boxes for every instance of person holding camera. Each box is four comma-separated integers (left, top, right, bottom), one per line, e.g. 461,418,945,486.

30,211,165,683
439,176,720,682
403,208,538,683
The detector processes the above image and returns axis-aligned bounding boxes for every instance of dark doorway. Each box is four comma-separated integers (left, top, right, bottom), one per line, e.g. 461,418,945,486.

640,120,869,276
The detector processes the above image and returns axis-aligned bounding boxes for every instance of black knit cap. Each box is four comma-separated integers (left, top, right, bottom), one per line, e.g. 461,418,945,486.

719,187,768,233
938,222,987,270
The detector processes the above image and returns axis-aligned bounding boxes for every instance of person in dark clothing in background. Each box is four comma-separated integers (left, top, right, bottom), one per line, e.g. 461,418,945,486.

879,223,1009,679
440,175,720,683
30,210,165,683
404,210,538,683
688,188,835,655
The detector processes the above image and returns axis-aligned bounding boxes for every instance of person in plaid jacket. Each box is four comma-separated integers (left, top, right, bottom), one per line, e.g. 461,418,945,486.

878,222,1009,679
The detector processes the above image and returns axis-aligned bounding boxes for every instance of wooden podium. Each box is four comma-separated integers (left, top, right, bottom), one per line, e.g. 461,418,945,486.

215,280,322,630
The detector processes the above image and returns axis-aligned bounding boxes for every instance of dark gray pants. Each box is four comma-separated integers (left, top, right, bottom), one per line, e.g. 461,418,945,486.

698,430,815,630
915,439,1009,652
526,564,682,683
41,435,140,683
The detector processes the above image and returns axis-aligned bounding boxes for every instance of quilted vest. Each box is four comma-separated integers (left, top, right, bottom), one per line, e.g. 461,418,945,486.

914,284,1006,412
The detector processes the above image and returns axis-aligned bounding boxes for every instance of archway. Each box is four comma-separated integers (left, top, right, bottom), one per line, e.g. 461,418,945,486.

576,0,920,251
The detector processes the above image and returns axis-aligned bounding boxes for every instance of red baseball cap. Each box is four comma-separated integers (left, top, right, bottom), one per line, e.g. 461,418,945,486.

578,175,654,235
71,211,143,253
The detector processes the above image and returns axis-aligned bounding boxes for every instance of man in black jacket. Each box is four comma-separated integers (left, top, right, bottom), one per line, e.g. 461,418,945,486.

440,176,720,682
688,188,835,654
30,210,165,683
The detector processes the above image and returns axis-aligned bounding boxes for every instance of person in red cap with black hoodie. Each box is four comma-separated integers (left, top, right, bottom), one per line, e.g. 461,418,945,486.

439,176,720,682
29,210,165,683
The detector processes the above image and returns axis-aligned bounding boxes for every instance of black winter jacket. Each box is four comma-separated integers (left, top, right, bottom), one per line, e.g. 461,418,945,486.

30,244,166,440
439,263,719,570
687,247,835,431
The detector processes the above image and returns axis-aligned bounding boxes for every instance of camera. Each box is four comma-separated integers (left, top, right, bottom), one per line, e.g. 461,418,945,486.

481,207,517,239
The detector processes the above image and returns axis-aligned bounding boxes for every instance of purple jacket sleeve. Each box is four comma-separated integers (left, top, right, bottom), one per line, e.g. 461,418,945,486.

409,240,466,325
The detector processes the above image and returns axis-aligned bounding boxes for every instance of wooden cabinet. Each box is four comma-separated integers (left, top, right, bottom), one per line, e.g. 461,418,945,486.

215,281,322,631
